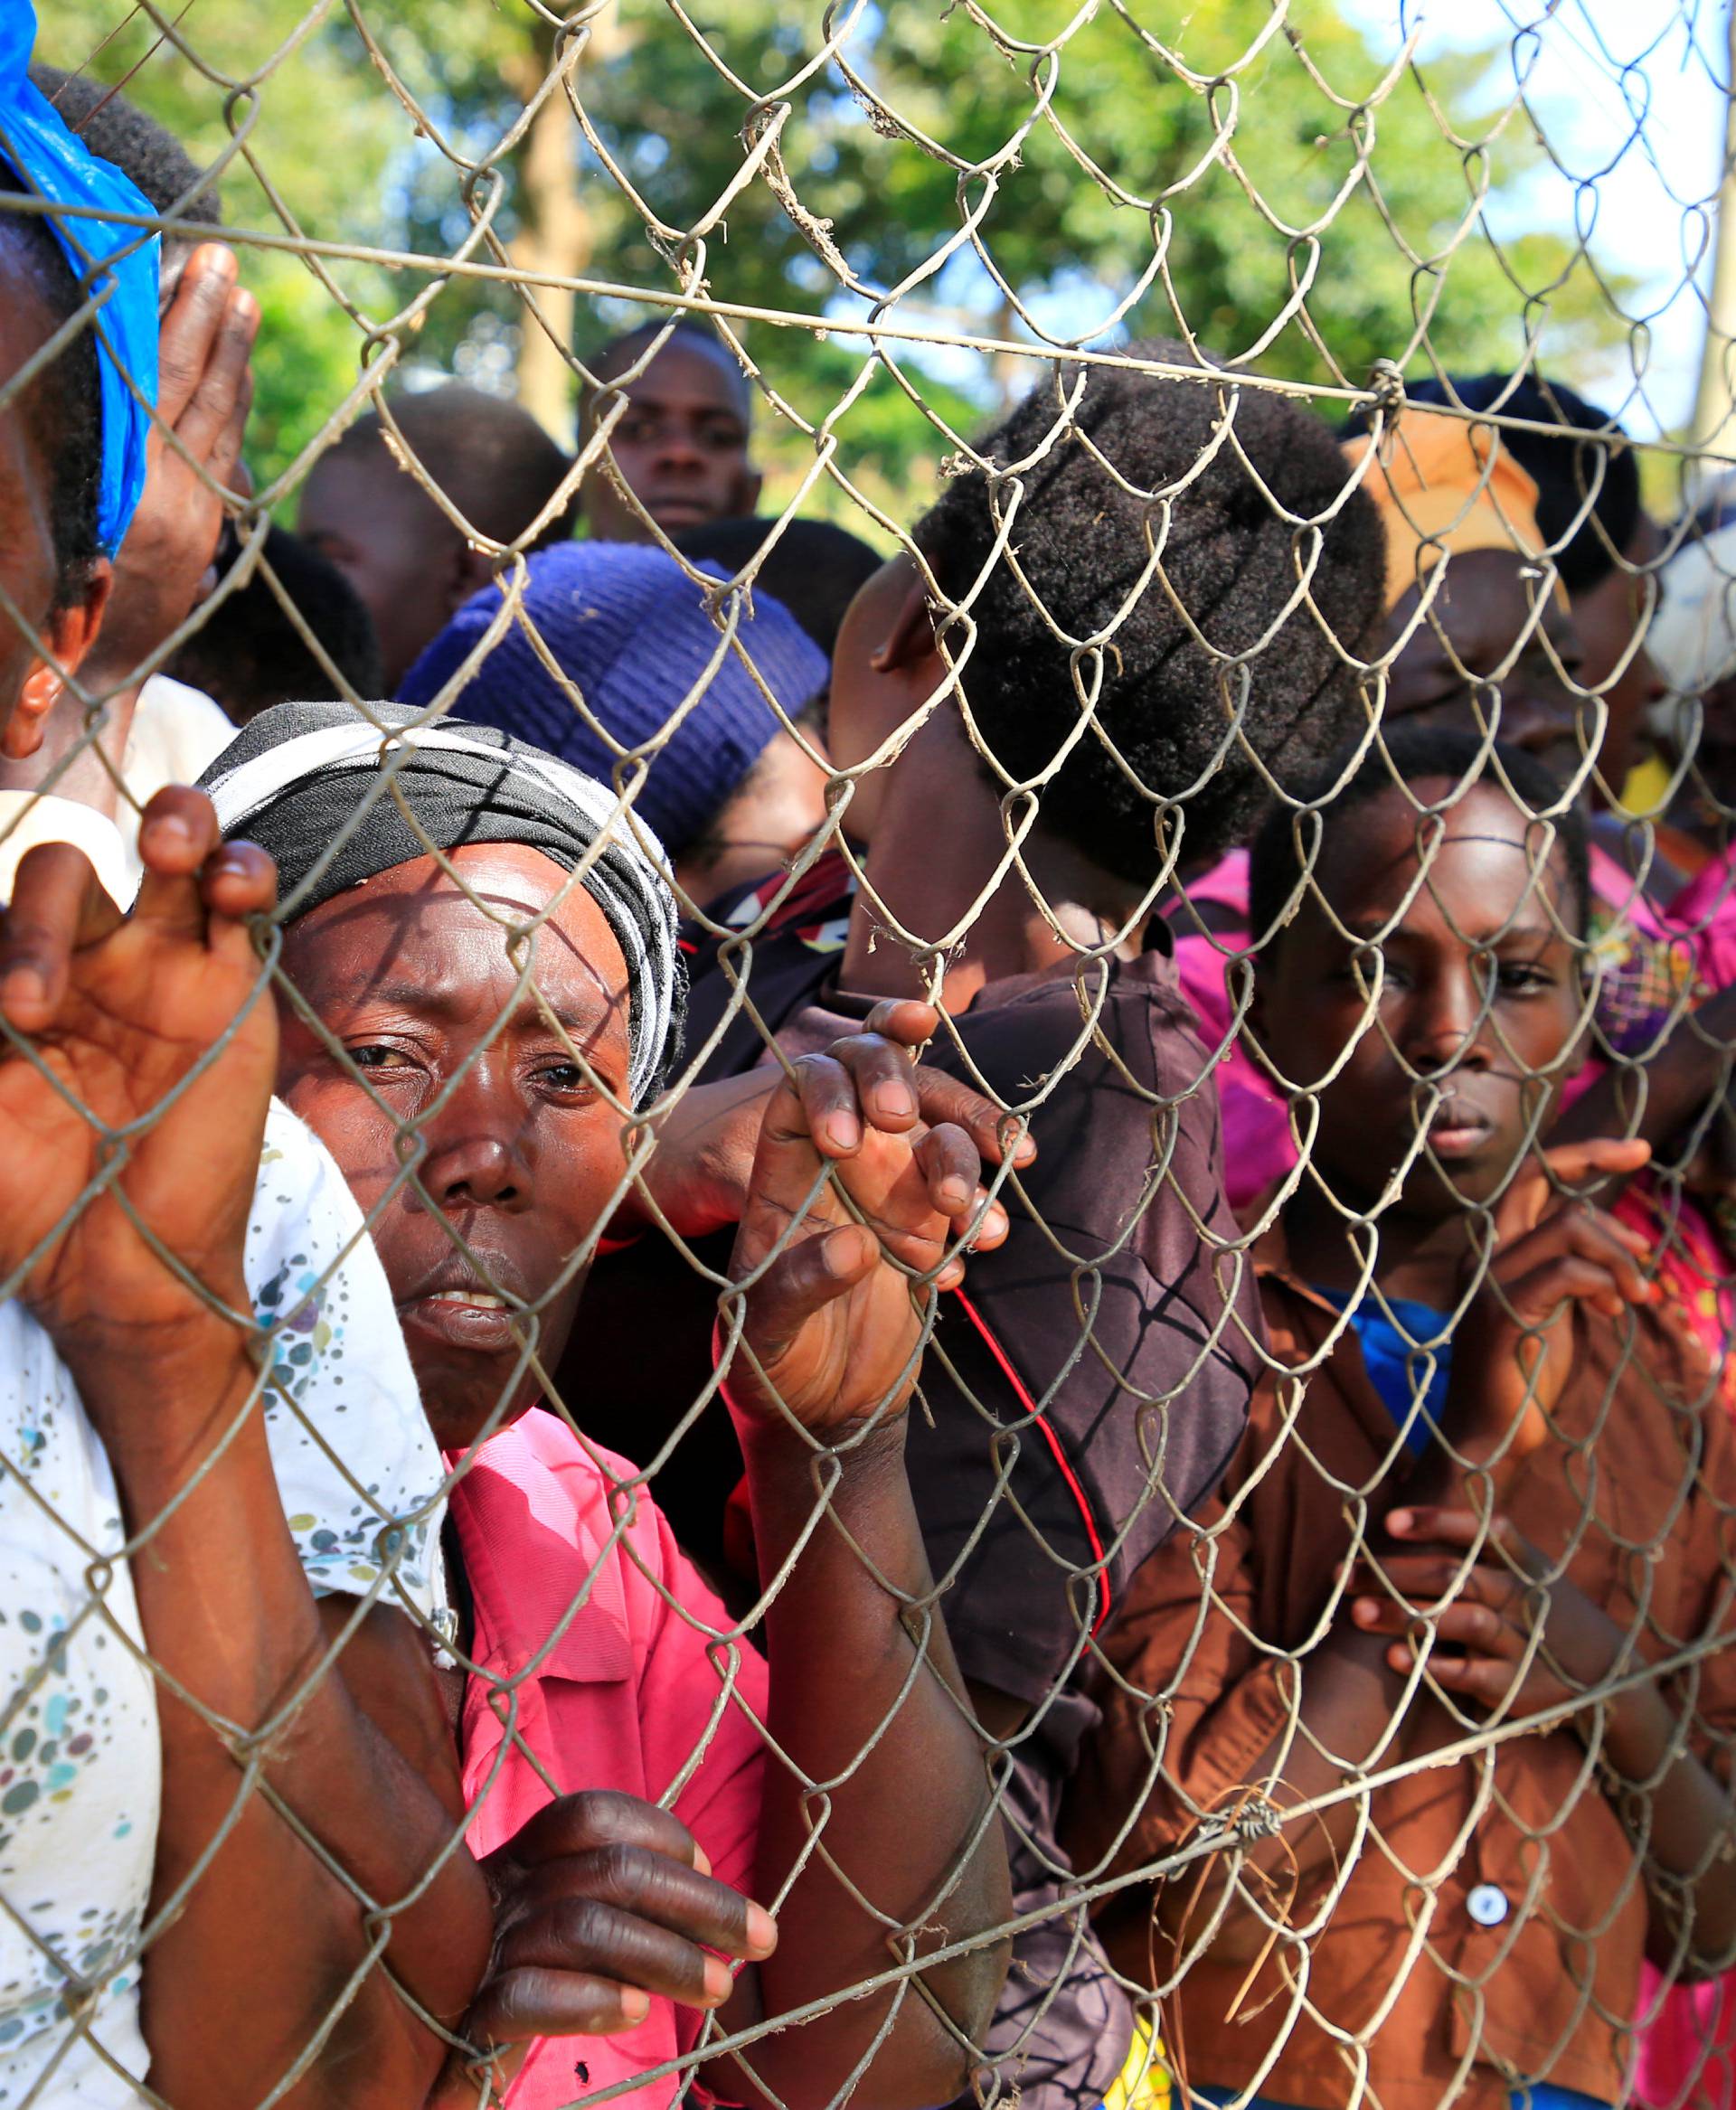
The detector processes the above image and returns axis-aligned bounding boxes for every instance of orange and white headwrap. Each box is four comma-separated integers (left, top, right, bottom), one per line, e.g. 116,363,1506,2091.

1343,410,1561,616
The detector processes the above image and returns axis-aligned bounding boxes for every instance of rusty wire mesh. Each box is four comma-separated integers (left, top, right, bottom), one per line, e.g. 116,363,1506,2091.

2,1,1736,2106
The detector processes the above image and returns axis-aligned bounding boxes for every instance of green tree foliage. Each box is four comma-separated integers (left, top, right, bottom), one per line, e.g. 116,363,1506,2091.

43,0,1635,522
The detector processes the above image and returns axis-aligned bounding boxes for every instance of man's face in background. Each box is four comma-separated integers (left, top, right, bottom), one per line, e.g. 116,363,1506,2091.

581,334,760,542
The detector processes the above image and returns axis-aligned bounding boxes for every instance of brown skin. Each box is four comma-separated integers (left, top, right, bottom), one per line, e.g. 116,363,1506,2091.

1572,512,1666,795
0,244,491,2106
0,259,111,753
0,243,255,807
1384,550,1590,783
0,791,494,2108
1182,780,1736,1973
277,844,1012,2110
297,447,502,694
1380,542,1733,1184
582,337,761,543
673,726,834,911
823,551,1152,1754
0,246,492,2090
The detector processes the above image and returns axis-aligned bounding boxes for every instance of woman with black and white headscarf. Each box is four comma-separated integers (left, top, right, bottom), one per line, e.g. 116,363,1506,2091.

203,699,1018,2110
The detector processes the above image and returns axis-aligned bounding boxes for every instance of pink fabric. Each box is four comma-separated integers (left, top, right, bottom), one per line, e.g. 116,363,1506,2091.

449,1408,769,2110
1168,852,1291,1211
1635,1963,1736,2108
1668,843,1736,995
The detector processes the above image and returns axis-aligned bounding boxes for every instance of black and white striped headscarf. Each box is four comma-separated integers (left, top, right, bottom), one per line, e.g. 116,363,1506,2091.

202,701,685,1107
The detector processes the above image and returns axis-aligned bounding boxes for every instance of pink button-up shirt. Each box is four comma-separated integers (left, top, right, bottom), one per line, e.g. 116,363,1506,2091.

448,1408,769,2110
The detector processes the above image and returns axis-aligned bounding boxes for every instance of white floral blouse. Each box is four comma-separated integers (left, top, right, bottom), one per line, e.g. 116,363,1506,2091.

0,1101,448,2105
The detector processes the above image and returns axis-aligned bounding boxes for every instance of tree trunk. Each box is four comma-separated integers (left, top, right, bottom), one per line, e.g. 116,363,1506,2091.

505,37,598,445
1691,0,1736,478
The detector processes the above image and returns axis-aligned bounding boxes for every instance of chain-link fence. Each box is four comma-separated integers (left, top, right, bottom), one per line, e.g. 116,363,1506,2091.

1,2,1735,2106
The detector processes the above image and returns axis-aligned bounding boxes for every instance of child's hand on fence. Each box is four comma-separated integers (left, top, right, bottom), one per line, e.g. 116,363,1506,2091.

0,787,278,1361
722,1054,1007,1436
1354,1507,1625,1722
461,1789,775,2055
1437,1135,1655,1488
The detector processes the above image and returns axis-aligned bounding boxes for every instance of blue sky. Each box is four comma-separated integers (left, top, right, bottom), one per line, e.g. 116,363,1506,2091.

1342,0,1731,438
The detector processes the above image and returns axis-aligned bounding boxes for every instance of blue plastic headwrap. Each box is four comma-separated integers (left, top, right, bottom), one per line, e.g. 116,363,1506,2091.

0,4,159,555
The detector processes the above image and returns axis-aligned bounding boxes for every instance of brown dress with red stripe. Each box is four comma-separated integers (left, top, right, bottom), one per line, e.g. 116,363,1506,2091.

575,850,1264,2106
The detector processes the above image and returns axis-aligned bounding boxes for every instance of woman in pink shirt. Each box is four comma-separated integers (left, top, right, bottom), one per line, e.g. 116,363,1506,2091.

206,701,1015,2110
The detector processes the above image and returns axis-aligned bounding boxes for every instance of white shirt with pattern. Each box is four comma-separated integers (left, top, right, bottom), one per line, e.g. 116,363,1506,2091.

0,1101,447,2106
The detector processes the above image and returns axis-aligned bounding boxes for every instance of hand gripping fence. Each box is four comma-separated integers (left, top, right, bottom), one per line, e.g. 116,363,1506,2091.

0,4,1734,2108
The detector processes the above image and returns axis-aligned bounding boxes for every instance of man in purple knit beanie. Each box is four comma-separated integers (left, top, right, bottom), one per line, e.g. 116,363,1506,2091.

398,541,832,911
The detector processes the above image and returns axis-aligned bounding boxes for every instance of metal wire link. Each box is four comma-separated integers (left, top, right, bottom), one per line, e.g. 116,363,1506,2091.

2,3,1735,2107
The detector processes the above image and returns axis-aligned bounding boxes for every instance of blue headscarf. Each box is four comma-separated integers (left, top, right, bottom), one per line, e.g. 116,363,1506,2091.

0,4,159,554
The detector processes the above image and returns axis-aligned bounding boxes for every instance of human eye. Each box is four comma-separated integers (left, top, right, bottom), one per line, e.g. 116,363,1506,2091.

346,1041,418,1072
1495,959,1557,994
532,1056,599,1102
1338,944,1397,988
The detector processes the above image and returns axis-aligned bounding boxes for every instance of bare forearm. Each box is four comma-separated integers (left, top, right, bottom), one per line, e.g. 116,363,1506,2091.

1601,1680,1736,1973
725,1416,1010,2110
76,1333,489,2110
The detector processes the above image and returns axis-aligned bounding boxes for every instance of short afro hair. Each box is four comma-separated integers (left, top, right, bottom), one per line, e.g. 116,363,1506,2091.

30,64,222,270
913,340,1388,883
1247,723,1590,953
1344,373,1640,597
168,524,384,725
326,386,576,551
0,207,102,606
582,319,751,419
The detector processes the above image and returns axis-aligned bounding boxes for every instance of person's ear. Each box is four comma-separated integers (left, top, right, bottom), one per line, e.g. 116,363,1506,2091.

873,569,941,679
444,539,496,622
4,565,114,761
731,465,763,520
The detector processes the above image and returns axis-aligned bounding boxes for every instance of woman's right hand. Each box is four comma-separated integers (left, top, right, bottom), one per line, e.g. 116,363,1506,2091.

459,1791,776,2058
1438,1135,1656,1485
0,787,278,1365
626,998,1033,1242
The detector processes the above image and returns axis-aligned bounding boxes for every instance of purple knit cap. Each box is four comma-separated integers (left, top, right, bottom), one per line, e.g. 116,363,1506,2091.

398,542,830,853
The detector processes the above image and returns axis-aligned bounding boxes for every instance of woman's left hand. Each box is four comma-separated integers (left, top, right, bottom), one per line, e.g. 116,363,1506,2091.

460,1790,775,2058
1351,1506,1624,1721
722,1051,1008,1436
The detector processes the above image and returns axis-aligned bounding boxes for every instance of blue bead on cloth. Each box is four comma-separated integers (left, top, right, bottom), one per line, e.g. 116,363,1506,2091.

1317,1286,1453,1455
0,2,159,553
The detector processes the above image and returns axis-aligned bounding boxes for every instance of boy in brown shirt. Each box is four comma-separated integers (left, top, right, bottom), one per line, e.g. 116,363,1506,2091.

1069,726,1736,2110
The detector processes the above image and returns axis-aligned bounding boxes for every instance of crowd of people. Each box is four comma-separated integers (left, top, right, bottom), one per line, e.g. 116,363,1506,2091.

3,13,1736,2110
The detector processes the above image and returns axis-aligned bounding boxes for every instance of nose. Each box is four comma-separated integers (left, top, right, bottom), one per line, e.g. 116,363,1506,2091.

1495,682,1581,761
1400,964,1494,1079
410,1069,533,1214
651,420,704,473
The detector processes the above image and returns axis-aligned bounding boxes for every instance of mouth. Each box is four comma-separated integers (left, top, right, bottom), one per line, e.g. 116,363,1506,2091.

396,1262,528,1354
1424,1100,1495,1161
647,495,713,527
